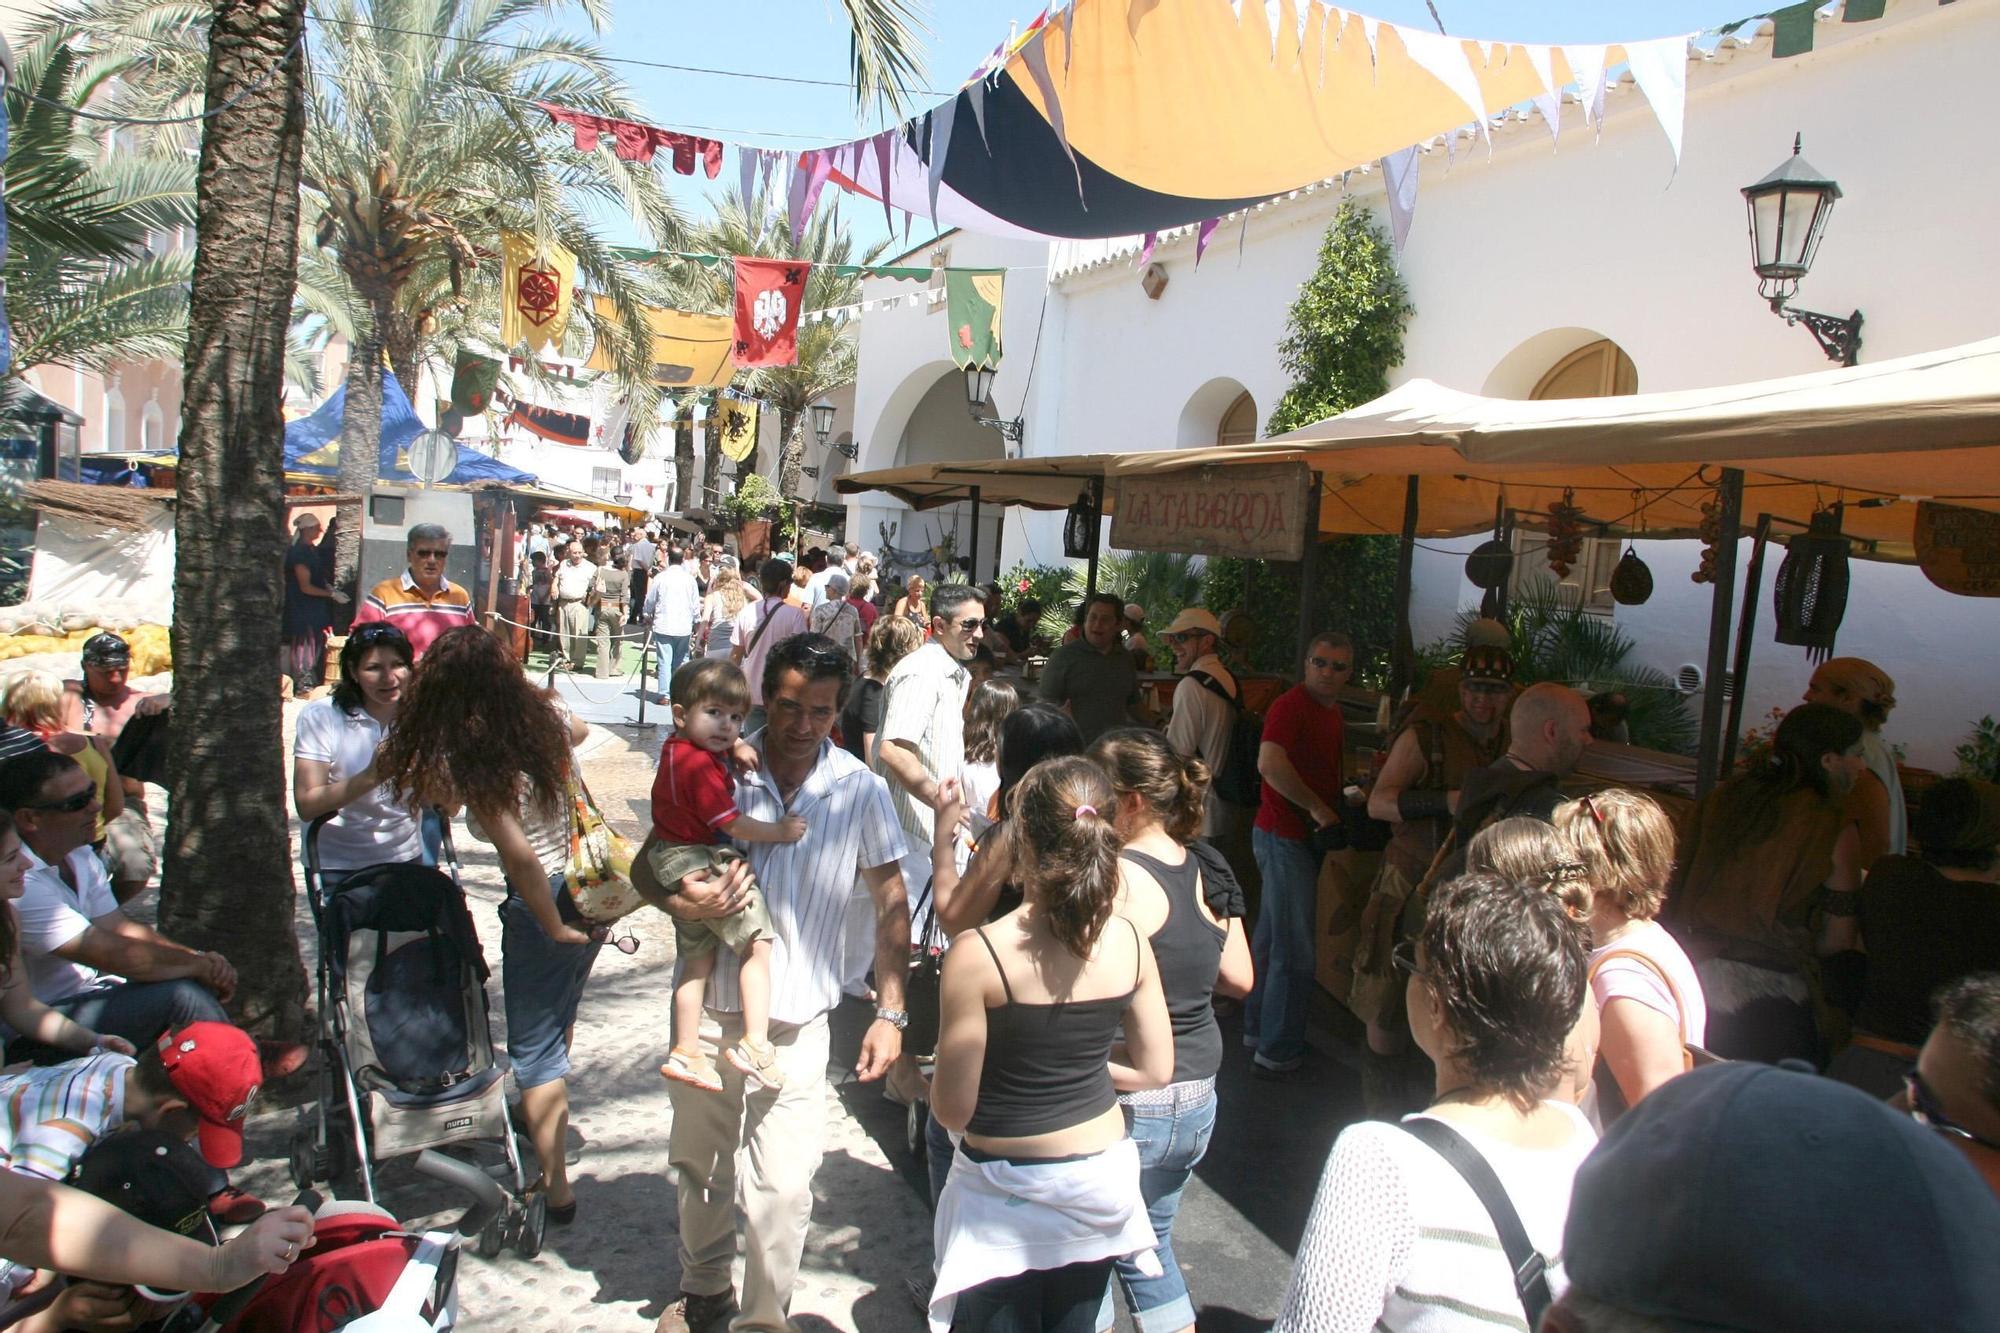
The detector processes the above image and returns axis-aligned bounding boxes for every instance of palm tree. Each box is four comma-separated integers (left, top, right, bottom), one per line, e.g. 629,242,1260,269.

301,0,687,583
1,36,196,397
679,183,884,500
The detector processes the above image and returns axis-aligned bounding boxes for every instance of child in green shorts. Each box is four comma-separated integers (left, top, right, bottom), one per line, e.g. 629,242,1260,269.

635,659,803,1092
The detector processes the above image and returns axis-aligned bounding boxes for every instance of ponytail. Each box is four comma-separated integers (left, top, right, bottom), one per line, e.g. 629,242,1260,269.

1011,756,1123,958
1088,727,1210,845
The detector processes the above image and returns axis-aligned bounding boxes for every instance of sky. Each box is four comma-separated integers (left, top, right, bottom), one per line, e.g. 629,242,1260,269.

565,0,1767,253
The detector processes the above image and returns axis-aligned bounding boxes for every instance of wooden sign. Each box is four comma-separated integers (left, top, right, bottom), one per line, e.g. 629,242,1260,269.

1110,462,1312,562
1915,501,2000,596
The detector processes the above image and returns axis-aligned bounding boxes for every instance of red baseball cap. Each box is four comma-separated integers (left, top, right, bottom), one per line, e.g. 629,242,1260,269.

156,1024,262,1168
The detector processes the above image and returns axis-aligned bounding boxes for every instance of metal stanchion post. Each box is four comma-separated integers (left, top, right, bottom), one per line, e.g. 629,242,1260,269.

635,637,651,729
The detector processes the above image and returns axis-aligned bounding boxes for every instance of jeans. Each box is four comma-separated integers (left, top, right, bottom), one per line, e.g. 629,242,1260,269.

926,1103,955,1208
499,875,602,1090
1246,827,1318,1067
1100,1087,1219,1332
951,1259,1114,1333
652,632,691,700
36,979,228,1057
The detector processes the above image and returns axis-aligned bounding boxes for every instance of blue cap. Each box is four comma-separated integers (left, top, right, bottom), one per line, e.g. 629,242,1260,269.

1563,1062,2000,1331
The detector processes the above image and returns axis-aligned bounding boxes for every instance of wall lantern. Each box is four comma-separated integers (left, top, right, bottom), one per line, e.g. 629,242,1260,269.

1062,487,1099,558
1741,134,1862,366
964,364,1024,447
808,399,855,459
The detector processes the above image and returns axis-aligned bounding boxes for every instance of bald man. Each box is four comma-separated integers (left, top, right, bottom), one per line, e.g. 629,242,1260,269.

1431,682,1593,883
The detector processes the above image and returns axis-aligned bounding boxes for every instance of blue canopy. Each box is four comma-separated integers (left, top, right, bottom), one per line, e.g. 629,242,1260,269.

284,372,536,487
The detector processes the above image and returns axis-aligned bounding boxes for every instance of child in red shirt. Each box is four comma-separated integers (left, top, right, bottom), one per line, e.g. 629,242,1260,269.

637,659,803,1093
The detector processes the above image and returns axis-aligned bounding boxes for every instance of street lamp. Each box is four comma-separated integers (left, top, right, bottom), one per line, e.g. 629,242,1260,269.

1741,134,1862,366
964,364,1024,446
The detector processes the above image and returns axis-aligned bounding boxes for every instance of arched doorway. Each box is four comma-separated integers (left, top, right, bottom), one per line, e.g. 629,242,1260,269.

1216,391,1258,446
888,370,1007,581
1508,337,1640,612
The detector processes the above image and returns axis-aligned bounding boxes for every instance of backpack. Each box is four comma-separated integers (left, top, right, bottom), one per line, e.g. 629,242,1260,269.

1190,670,1264,808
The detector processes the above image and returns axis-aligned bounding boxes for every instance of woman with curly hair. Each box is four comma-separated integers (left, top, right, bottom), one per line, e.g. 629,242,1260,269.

958,678,1022,821
373,625,596,1225
1275,871,1597,1333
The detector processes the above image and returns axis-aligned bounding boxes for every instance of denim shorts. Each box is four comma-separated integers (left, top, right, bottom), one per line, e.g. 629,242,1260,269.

500,873,603,1090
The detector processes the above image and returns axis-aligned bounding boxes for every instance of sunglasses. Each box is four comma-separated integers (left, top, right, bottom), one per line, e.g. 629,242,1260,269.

955,618,986,632
349,623,411,648
1905,1069,2000,1151
1391,939,1426,978
412,548,450,560
1308,656,1353,671
29,788,95,814
589,925,641,955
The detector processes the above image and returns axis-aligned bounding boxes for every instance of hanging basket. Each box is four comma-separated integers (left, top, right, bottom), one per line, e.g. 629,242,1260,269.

1773,511,1851,663
1610,547,1655,605
1063,488,1099,559
1465,538,1514,590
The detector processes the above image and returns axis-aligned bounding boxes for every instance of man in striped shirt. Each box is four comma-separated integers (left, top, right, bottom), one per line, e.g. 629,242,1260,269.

0,1023,266,1302
658,633,909,1333
349,523,474,661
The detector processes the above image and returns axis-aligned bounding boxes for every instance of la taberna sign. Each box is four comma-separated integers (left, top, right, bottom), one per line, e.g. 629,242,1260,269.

1110,462,1311,562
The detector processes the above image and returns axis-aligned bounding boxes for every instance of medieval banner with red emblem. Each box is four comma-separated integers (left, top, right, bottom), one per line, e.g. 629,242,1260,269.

731,257,810,368
501,233,576,355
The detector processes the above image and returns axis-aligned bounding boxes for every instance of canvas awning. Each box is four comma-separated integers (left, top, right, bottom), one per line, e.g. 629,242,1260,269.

840,337,2000,559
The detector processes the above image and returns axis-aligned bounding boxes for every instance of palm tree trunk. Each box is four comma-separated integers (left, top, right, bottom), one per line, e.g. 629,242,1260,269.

702,411,722,517
331,298,386,587
674,416,695,515
776,406,803,501
160,0,309,1041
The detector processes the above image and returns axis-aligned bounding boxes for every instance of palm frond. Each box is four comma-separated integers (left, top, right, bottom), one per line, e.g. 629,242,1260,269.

836,0,931,122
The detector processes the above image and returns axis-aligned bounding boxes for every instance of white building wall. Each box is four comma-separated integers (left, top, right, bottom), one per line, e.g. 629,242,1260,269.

845,0,2000,768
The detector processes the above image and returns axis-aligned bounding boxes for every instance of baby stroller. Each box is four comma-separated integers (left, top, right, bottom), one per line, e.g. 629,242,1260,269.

166,1152,507,1332
289,815,544,1258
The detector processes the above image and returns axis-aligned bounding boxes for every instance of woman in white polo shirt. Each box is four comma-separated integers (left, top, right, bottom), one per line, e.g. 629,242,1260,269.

292,624,423,885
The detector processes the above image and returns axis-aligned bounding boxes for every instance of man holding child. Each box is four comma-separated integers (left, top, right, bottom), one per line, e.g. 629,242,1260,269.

652,634,910,1333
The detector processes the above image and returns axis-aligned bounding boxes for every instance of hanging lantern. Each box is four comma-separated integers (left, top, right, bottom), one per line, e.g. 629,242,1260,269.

1610,546,1655,605
1465,538,1514,589
1063,487,1099,559
1772,510,1851,662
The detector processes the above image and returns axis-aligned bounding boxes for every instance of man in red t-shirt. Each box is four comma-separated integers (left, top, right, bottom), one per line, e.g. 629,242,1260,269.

1246,631,1354,1076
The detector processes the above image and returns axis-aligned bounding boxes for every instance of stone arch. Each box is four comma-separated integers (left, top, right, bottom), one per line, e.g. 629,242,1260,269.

1176,376,1256,448
139,398,166,452
1482,329,1639,401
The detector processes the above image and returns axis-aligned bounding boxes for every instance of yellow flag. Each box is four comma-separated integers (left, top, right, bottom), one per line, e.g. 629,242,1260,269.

714,398,759,462
501,232,576,355
584,295,735,388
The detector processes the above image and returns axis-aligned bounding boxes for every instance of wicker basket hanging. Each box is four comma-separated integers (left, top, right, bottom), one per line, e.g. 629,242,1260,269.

1610,546,1655,605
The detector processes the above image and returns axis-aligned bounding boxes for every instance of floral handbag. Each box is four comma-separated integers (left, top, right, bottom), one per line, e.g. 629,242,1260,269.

564,762,641,924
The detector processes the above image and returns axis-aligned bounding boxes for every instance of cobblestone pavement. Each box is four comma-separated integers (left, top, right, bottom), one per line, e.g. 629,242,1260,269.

214,705,934,1331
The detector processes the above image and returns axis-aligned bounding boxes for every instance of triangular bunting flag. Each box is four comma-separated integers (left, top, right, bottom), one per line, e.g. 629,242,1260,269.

1381,146,1419,250
1524,44,1555,95
1136,231,1159,266
1195,217,1221,266
927,98,959,223
1532,91,1563,147
1021,32,1085,206
965,80,991,153
1561,44,1610,135
1623,34,1693,168
1400,27,1487,124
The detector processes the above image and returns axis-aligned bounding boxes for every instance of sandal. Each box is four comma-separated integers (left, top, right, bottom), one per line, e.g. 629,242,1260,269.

725,1039,785,1093
660,1048,725,1092
525,1177,577,1225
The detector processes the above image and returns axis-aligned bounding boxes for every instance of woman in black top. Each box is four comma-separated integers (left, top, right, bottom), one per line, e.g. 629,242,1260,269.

1832,778,2000,1097
1089,728,1253,1333
840,616,922,764
931,756,1172,1331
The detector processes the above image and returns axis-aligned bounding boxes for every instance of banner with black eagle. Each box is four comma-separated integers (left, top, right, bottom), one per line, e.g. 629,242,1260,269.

731,258,810,368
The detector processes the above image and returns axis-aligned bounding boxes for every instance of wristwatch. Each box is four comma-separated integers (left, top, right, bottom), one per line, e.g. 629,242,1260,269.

874,1007,910,1030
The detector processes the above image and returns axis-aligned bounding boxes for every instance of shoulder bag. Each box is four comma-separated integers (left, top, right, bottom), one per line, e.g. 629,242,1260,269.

1586,948,1721,1126
562,743,641,924
1397,1117,1553,1330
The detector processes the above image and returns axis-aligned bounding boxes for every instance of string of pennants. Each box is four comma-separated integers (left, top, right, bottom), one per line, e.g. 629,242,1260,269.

531,0,1933,253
